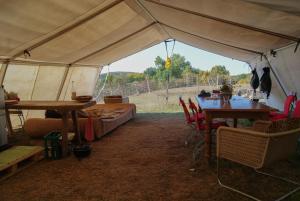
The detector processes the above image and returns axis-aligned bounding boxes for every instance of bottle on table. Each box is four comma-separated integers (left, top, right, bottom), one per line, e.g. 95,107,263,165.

71,81,76,100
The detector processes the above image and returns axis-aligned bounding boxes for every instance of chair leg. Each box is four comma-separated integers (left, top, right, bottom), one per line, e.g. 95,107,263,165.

217,157,262,201
192,140,205,160
255,169,300,201
217,157,300,201
185,124,198,146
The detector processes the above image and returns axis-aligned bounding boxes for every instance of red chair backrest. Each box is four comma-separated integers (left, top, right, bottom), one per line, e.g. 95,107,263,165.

179,97,193,124
293,100,300,118
283,95,296,116
188,98,198,115
188,98,204,130
188,98,202,113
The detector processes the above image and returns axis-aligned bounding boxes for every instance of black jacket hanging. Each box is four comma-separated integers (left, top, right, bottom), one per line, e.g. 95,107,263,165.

250,68,259,93
260,67,272,98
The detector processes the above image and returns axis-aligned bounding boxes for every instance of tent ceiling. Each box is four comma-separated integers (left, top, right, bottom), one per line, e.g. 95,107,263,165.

0,0,107,56
0,0,299,66
243,0,300,16
164,25,259,62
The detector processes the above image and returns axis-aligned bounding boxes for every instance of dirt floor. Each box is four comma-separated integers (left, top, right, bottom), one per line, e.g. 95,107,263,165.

1,113,300,201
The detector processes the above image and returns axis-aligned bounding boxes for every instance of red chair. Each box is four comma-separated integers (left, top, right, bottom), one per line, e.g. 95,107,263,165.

188,98,226,131
293,100,300,118
187,98,227,159
188,98,205,121
270,95,296,120
179,97,198,145
179,97,195,125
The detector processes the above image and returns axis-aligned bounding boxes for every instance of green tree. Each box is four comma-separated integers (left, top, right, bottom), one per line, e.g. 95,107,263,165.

210,65,230,76
154,56,165,70
152,54,193,79
144,67,157,78
127,73,145,82
199,70,210,85
170,54,192,78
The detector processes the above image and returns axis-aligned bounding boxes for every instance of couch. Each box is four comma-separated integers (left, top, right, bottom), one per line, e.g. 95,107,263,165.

24,103,136,139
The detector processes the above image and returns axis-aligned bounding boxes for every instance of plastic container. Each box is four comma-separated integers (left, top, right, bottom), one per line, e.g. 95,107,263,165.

44,132,62,160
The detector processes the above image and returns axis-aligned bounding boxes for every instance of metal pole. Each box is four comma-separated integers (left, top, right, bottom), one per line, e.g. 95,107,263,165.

0,61,9,86
166,72,169,103
56,65,71,100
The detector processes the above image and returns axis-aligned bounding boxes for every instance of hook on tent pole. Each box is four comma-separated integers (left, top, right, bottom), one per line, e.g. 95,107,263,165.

294,40,300,53
164,39,175,57
23,50,31,58
270,49,277,57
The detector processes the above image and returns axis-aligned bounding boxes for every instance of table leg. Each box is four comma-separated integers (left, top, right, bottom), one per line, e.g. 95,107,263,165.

5,109,13,135
205,113,212,160
233,118,238,128
71,110,81,145
61,111,69,157
261,112,270,120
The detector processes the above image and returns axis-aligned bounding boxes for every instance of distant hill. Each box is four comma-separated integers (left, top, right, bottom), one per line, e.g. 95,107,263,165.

98,71,251,85
99,71,143,79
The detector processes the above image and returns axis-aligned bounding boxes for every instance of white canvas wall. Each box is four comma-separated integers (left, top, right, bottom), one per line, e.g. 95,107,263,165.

2,64,100,125
59,66,100,101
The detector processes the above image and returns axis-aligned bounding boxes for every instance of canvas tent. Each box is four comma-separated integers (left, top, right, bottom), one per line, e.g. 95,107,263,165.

0,0,300,120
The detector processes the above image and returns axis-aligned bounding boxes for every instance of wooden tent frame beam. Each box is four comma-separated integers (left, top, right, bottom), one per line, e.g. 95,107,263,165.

144,0,300,42
0,61,9,85
0,59,98,68
135,0,171,38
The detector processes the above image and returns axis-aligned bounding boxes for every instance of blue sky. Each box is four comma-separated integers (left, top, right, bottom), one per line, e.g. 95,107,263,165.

103,41,251,75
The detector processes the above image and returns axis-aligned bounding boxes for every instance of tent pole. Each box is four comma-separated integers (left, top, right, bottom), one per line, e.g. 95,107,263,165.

0,59,98,68
0,61,9,86
29,66,41,100
263,55,288,97
56,65,71,101
144,0,300,42
135,0,171,38
92,66,102,101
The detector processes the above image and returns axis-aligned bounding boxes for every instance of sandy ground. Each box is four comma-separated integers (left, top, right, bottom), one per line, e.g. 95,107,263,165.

1,113,300,201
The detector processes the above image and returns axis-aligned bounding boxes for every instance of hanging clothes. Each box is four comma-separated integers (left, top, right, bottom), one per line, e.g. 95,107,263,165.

260,67,272,98
250,68,259,93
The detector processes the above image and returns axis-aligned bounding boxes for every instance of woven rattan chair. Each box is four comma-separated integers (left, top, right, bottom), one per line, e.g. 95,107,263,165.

217,119,300,201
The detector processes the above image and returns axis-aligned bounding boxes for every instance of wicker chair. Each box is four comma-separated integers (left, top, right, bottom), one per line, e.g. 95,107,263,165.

217,119,300,201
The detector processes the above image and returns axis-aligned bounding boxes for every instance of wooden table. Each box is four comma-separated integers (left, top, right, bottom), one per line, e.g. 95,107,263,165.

5,101,96,157
196,96,272,160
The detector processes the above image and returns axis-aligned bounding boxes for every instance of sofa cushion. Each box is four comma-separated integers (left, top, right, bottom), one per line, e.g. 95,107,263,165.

24,103,136,139
24,118,92,138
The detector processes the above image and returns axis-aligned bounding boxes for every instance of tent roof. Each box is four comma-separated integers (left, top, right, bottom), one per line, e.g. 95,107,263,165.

0,0,300,66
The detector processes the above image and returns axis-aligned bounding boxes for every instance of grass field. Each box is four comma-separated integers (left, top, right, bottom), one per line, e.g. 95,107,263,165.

129,86,202,113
